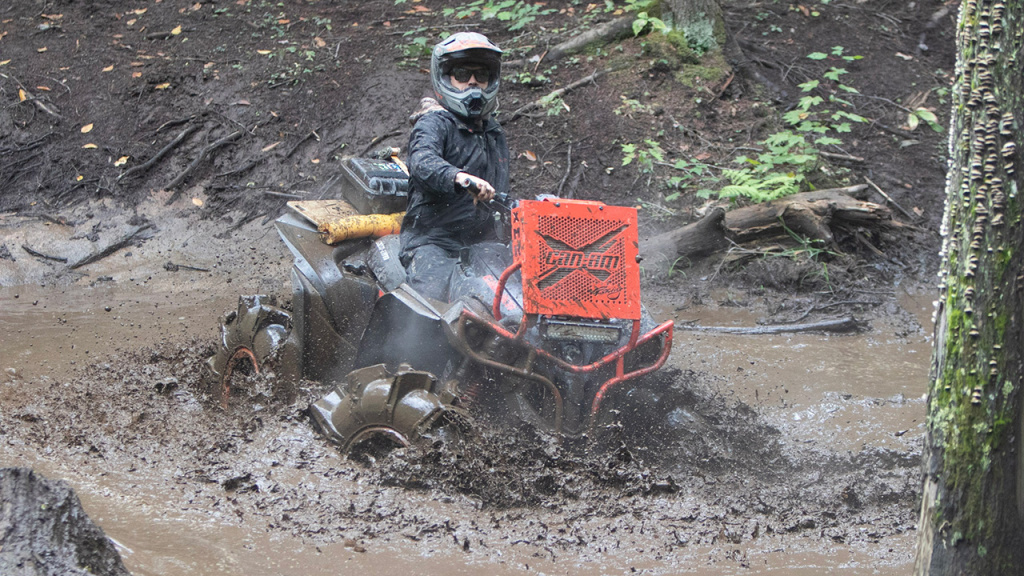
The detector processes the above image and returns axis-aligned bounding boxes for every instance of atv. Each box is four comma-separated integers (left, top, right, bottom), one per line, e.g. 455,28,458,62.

206,154,674,453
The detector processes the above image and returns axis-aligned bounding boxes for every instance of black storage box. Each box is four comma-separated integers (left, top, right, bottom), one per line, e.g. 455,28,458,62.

338,157,409,215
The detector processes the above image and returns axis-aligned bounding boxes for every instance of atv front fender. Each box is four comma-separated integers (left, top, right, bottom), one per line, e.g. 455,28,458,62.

309,364,463,453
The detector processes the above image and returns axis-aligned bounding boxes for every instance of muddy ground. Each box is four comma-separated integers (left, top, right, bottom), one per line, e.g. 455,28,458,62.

0,0,953,573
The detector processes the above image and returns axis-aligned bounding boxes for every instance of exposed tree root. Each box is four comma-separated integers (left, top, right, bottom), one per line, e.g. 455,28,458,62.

119,124,199,182
165,130,243,204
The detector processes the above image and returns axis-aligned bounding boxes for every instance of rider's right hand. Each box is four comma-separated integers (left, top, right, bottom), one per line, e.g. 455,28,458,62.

455,172,496,204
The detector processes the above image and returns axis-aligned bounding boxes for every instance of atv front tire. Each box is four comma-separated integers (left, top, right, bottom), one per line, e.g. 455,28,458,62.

309,364,465,455
205,295,299,407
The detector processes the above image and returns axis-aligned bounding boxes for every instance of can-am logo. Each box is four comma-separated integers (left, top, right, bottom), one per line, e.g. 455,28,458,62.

544,250,620,272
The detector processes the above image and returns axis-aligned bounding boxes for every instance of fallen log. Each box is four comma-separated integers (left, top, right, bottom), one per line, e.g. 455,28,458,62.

641,184,890,271
506,68,615,123
681,315,863,334
505,16,634,68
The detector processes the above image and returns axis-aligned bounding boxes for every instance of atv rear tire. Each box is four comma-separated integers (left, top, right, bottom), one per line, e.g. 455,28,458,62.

309,364,466,455
205,295,299,407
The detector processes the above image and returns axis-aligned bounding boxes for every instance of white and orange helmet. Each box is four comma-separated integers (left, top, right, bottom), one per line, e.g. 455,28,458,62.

430,32,502,119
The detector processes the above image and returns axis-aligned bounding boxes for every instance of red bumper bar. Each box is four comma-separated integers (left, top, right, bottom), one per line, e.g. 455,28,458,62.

457,309,674,435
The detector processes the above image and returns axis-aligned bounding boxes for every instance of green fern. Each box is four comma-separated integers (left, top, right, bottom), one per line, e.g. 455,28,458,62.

719,169,802,202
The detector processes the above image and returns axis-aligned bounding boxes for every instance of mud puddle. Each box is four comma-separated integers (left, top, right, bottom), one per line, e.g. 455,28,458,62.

662,287,930,455
1,275,929,575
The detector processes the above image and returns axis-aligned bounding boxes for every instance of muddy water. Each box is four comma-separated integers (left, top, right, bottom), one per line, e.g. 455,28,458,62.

1,277,931,575
663,289,931,455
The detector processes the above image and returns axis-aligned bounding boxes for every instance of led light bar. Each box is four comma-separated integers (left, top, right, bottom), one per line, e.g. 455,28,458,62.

543,319,621,343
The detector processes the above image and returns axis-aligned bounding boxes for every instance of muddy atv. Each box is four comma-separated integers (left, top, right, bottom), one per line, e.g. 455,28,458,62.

206,155,674,453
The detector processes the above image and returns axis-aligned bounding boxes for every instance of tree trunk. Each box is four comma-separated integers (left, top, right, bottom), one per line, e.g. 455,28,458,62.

663,0,726,49
915,0,1024,573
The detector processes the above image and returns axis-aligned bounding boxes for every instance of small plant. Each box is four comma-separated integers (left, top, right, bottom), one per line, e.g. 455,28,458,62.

663,158,712,201
621,139,665,174
680,14,717,55
614,96,655,117
515,65,557,86
400,34,432,58
701,47,867,204
631,11,667,36
907,107,942,132
539,93,567,116
784,47,867,145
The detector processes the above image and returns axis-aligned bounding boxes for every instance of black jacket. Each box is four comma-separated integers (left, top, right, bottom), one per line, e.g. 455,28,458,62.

400,109,509,256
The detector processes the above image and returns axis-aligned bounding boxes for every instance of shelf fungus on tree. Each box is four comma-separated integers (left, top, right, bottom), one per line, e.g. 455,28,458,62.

1000,112,1014,136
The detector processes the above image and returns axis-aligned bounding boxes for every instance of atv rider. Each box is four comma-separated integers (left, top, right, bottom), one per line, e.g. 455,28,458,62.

399,32,510,302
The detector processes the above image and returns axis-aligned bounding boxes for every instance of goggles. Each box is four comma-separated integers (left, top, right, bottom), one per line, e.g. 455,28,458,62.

450,65,493,84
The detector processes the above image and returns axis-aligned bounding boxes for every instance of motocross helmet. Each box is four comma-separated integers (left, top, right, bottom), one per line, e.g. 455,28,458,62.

430,32,502,119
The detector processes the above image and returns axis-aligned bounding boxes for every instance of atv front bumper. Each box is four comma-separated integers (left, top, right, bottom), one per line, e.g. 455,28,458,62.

453,309,674,435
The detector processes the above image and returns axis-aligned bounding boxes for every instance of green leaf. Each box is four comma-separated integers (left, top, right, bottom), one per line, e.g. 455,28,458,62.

915,108,938,124
823,67,847,81
783,110,807,125
835,110,867,123
633,13,649,35
906,112,920,130
797,95,823,110
815,136,842,146
807,52,828,60
799,79,820,92
838,84,859,93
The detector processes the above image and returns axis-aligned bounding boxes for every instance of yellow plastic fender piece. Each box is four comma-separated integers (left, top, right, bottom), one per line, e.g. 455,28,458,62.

319,212,404,244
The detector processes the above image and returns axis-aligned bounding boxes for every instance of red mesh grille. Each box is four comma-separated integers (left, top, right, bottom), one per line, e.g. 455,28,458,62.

512,199,640,320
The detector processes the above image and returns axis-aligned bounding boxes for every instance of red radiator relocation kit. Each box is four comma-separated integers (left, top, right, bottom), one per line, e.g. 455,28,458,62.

511,198,641,320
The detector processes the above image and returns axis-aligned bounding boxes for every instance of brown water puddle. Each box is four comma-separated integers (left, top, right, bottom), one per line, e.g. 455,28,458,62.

661,287,931,454
1,281,930,575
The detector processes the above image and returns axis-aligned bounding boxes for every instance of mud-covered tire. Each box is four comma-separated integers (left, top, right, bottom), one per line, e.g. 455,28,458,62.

309,364,467,456
205,295,299,407
592,376,678,445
